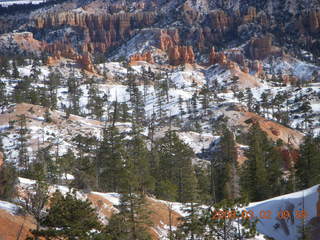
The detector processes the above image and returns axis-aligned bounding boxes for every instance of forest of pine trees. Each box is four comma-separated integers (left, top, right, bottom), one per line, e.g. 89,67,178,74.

0,55,319,239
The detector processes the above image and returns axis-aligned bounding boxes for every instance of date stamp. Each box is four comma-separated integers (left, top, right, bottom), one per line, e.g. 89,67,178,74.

212,209,308,220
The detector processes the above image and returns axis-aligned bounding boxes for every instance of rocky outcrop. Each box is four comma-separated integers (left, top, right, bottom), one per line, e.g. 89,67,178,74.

243,6,256,23
238,112,304,149
209,47,242,71
77,53,95,73
130,51,154,64
309,9,320,33
209,47,227,65
12,32,45,52
282,74,298,85
45,41,78,60
0,32,45,54
157,29,195,65
298,9,320,33
181,1,199,25
247,34,281,60
169,46,195,65
0,152,3,168
208,10,232,33
209,47,266,77
250,60,264,77
159,29,180,51
34,11,157,56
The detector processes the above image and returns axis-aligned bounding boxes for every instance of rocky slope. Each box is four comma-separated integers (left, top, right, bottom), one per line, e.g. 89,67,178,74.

0,0,320,79
1,177,319,240
0,0,320,239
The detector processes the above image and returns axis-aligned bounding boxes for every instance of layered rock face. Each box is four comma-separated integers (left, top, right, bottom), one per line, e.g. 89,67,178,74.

34,11,157,55
209,47,264,76
0,0,319,71
0,32,45,54
168,46,195,65
158,29,195,65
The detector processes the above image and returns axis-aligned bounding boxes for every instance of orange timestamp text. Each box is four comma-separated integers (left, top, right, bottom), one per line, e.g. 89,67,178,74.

212,209,308,220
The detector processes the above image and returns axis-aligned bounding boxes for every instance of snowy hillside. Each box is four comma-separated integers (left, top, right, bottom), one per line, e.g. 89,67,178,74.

247,185,320,240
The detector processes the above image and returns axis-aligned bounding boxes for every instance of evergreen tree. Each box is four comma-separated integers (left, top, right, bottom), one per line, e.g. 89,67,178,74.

106,192,152,240
123,134,154,194
87,83,107,120
199,84,210,115
0,81,8,113
11,59,20,78
57,149,76,183
30,58,41,83
155,131,197,202
0,161,17,201
240,124,283,201
12,77,32,103
31,190,102,240
98,125,125,192
176,202,206,240
16,114,30,169
214,127,239,201
295,134,320,189
24,179,49,239
46,69,61,109
67,74,82,116
119,103,129,122
245,88,254,112
0,56,9,77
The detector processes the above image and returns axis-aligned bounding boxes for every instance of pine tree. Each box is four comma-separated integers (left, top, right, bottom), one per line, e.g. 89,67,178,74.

67,74,82,116
12,77,32,103
119,102,129,122
0,161,17,201
123,134,154,194
240,124,277,201
155,131,197,202
46,69,61,109
16,114,30,169
245,88,254,112
98,125,125,192
57,149,76,183
31,190,102,240
0,56,9,77
176,202,206,240
106,192,152,240
199,84,209,115
30,58,41,83
0,81,8,113
11,59,20,78
295,134,320,189
24,179,49,239
214,127,239,201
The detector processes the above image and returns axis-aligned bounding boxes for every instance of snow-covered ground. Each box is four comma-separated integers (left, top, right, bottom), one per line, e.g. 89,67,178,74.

0,0,45,7
247,185,320,240
0,200,20,215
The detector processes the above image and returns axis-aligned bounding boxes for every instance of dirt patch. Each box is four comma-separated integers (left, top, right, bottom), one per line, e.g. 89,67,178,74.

238,112,304,149
0,209,35,240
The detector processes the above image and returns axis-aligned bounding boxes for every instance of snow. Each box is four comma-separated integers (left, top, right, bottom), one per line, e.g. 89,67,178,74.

18,177,36,185
0,0,45,6
246,185,320,240
0,200,19,215
177,131,216,154
170,70,205,89
91,192,121,206
62,173,75,180
154,198,187,217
